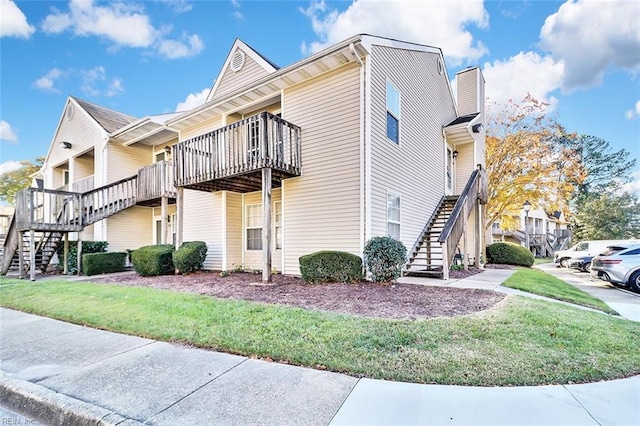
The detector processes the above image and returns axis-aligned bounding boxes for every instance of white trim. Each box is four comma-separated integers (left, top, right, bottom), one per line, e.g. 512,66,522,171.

365,52,373,246
386,191,401,241
358,54,366,256
281,180,286,272
241,193,245,266
360,35,441,55
222,191,227,270
385,79,401,145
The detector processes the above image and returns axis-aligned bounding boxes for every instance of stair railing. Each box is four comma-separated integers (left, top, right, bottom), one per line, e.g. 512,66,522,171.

407,195,448,268
438,165,486,274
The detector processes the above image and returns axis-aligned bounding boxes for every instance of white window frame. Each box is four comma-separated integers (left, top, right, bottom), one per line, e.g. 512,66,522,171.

274,201,282,250
387,192,401,240
245,204,262,251
386,80,401,145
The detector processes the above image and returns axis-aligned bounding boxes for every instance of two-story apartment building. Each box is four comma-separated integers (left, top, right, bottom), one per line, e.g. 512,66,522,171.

2,34,487,282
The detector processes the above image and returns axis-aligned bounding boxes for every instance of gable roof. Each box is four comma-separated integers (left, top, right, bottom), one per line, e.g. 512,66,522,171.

206,39,279,103
70,96,137,133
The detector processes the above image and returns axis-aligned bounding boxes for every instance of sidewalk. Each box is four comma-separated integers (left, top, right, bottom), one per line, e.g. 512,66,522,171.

2,271,639,425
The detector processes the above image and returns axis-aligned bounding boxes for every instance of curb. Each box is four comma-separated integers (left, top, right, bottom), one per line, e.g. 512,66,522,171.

0,375,144,425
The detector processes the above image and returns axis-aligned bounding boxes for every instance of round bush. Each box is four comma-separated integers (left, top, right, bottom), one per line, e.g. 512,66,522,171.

173,241,207,274
131,244,175,276
299,251,363,284
363,236,407,283
486,242,534,267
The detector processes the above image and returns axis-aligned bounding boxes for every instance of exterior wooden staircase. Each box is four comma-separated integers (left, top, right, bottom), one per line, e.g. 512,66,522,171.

405,166,488,279
1,161,175,278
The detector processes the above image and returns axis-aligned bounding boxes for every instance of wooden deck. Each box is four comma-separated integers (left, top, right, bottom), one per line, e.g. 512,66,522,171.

173,112,301,193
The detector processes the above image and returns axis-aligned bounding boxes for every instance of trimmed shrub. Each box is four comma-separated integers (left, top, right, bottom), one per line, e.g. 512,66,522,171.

56,241,108,275
131,244,175,276
363,236,407,283
486,242,534,267
299,251,363,284
82,251,127,276
173,241,208,274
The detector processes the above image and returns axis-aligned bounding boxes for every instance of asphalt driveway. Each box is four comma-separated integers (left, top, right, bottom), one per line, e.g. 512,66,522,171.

536,262,640,321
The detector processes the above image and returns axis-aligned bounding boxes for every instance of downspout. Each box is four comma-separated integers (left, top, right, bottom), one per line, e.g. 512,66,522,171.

350,43,367,257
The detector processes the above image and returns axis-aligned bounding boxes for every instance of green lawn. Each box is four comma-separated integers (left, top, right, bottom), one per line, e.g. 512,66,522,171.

534,257,554,265
502,268,617,314
2,278,639,386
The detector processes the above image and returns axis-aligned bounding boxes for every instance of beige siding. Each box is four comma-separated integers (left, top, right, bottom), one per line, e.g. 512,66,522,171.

455,143,474,194
456,68,480,116
74,155,94,181
369,46,457,252
211,51,271,102
106,143,152,183
242,189,282,272
106,207,153,251
282,64,362,275
182,189,222,270
45,100,104,189
180,116,223,141
225,192,243,270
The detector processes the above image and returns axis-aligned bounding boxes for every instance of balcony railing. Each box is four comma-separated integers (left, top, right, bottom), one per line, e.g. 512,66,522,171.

15,188,83,232
173,112,301,192
137,161,176,203
57,175,95,193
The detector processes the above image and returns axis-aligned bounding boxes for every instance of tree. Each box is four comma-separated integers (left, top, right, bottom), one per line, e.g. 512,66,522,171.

573,192,640,240
485,95,585,230
0,157,44,205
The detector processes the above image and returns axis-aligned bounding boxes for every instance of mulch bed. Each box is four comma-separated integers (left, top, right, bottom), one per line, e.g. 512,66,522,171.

88,268,507,320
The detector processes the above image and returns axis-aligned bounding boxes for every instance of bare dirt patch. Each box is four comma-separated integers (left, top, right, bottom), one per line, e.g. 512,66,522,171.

89,269,505,320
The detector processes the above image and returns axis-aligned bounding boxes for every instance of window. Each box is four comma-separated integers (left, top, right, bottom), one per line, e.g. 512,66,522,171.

246,204,262,250
275,201,282,250
621,248,640,255
155,151,166,163
386,81,400,144
387,192,400,240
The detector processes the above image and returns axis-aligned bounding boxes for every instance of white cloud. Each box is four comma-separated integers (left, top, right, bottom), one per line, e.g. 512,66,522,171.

625,100,640,120
41,0,205,59
540,0,640,91
80,66,124,97
622,170,640,197
231,0,243,20
300,0,488,65
0,120,18,144
42,0,156,48
158,33,204,59
0,160,22,175
0,0,35,38
176,88,209,112
160,0,192,13
482,51,564,108
33,68,64,92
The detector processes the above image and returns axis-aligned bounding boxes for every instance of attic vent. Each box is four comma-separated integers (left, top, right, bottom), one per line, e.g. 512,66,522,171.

437,58,444,75
66,103,75,120
230,50,245,72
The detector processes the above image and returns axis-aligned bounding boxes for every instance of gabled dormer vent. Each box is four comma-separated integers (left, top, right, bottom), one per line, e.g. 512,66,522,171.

230,50,245,72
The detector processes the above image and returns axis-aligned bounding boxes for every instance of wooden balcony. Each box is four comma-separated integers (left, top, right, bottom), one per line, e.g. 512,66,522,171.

136,161,177,206
15,188,83,232
173,112,301,193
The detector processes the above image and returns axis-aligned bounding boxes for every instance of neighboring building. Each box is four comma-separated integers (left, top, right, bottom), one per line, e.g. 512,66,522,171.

491,206,571,256
2,34,487,281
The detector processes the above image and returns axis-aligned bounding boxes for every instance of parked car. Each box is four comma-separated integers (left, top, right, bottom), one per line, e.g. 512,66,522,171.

569,256,593,272
590,243,640,292
554,239,637,267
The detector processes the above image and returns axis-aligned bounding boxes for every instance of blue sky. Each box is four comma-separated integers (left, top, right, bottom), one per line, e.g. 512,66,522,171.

1,0,639,194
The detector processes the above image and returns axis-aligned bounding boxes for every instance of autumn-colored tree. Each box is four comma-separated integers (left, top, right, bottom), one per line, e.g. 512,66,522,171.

485,95,585,230
0,157,44,205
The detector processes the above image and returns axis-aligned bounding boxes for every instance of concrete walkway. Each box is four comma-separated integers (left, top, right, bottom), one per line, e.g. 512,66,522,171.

2,269,639,425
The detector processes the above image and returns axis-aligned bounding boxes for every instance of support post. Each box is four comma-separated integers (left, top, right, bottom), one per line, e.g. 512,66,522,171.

77,233,83,276
176,187,184,248
29,230,36,281
262,167,272,283
474,200,481,268
18,231,25,279
161,196,168,245
63,232,69,275
462,223,468,271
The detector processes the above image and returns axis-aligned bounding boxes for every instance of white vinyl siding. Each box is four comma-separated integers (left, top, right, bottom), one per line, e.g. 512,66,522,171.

369,45,457,252
182,189,223,270
283,63,362,275
180,116,223,141
387,192,400,240
225,192,243,270
105,207,153,252
106,142,152,183
211,51,272,102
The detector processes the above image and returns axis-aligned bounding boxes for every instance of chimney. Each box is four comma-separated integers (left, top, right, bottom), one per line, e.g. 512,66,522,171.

456,67,485,118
